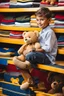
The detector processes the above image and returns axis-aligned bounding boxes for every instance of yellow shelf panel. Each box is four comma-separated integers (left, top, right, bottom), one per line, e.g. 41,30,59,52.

0,25,64,33
58,48,64,55
37,61,64,74
0,26,41,31
35,91,55,96
0,7,64,12
0,37,24,45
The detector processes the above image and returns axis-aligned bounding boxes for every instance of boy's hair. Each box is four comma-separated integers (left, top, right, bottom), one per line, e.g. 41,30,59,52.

35,7,52,19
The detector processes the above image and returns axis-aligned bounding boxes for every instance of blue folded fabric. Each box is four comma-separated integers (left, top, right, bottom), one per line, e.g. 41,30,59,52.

58,36,64,42
0,47,18,56
0,58,7,65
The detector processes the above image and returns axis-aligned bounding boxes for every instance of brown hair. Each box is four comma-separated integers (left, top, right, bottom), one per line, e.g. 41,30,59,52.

35,7,52,19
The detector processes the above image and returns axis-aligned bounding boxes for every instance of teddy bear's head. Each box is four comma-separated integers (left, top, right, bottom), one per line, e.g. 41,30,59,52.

47,72,64,94
23,31,39,44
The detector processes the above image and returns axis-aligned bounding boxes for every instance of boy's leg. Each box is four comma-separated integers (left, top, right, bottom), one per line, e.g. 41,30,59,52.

26,51,51,66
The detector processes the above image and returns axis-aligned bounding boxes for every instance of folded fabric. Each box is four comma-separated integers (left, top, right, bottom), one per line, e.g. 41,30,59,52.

55,14,64,21
58,36,64,42
58,2,64,6
15,22,30,27
0,30,10,37
0,47,18,57
0,58,8,65
16,15,30,22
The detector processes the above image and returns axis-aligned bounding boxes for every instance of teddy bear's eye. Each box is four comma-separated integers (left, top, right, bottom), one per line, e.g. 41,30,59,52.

57,80,61,83
29,36,30,38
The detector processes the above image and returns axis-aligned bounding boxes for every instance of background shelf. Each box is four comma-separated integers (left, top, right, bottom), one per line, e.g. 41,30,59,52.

0,7,64,12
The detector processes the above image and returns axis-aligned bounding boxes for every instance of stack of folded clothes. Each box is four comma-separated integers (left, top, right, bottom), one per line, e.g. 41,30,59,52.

10,0,41,8
0,30,10,37
15,15,30,27
0,2,10,8
0,47,18,57
1,15,15,26
30,14,38,27
58,0,64,6
57,36,64,47
54,14,64,28
9,31,23,39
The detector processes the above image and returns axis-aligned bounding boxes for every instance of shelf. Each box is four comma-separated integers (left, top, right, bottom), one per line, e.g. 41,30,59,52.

58,48,64,55
0,37,24,45
7,59,64,74
0,25,64,33
0,26,41,31
0,7,64,12
0,56,64,74
37,61,64,74
35,91,55,96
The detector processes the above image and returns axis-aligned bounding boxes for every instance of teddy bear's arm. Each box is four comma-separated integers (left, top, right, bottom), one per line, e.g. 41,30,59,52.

18,44,27,54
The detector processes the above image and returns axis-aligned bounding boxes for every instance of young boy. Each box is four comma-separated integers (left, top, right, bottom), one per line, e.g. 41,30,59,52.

13,7,58,90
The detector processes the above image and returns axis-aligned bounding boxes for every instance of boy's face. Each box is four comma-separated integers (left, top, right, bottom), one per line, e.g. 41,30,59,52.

36,16,50,29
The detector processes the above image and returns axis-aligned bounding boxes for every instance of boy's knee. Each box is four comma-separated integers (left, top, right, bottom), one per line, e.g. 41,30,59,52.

26,52,34,61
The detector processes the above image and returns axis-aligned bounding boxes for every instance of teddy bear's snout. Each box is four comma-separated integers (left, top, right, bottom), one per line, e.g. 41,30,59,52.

53,81,58,87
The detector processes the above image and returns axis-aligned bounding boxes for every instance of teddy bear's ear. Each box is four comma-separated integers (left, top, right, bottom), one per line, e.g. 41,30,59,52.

10,77,14,82
34,30,39,37
47,72,58,83
22,32,27,37
16,78,19,82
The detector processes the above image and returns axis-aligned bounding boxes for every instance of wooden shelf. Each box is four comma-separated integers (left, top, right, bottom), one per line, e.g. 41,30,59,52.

58,48,64,55
7,59,64,74
0,56,64,74
0,7,64,12
0,37,24,45
37,61,64,74
0,26,41,31
0,25,64,33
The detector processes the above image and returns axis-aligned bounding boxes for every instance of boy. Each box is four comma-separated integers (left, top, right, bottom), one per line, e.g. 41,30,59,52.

13,7,58,89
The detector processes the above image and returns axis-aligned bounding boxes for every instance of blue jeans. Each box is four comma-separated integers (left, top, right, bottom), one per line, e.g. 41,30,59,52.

26,51,51,68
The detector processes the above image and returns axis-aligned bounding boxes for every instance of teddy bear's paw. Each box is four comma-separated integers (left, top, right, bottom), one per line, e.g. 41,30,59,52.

20,82,30,90
25,61,31,69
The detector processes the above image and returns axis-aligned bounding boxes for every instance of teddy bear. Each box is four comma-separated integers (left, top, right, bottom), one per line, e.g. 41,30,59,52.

10,77,19,85
13,31,40,69
13,31,41,89
47,72,64,96
41,0,57,5
17,31,40,62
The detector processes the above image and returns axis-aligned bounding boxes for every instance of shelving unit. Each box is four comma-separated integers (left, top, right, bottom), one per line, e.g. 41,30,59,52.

0,6,64,96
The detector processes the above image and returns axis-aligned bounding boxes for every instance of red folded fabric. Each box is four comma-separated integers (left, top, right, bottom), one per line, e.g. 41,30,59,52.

6,64,20,72
2,18,15,23
0,4,10,8
10,31,23,35
0,14,4,23
55,14,64,20
58,2,64,6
